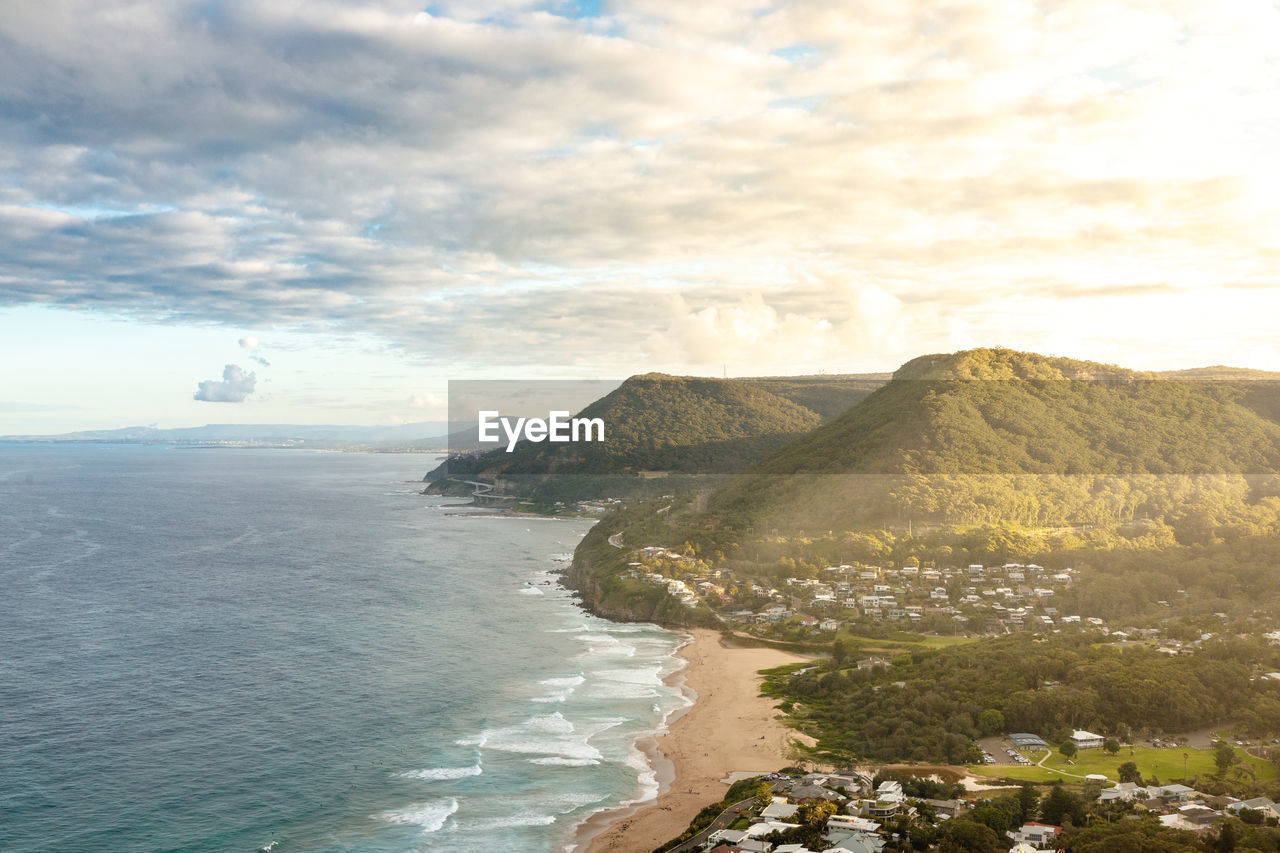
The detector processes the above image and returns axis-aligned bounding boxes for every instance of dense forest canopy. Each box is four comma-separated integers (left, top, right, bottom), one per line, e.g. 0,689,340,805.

771,633,1280,766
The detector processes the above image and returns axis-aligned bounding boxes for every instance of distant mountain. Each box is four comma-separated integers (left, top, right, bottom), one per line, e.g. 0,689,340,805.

707,348,1280,531
1,422,451,448
424,373,897,502
739,374,891,419
429,373,823,485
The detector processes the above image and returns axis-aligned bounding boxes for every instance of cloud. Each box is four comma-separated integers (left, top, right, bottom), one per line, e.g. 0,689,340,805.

409,392,444,409
193,364,257,402
1,0,1279,373
238,335,270,365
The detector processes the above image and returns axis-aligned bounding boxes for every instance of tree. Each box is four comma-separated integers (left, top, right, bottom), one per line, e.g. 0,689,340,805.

1118,761,1142,784
1104,738,1121,754
938,819,1003,853
755,781,773,810
1060,739,1079,760
1016,784,1040,824
1216,742,1237,775
796,801,836,827
979,708,1005,736
1214,819,1237,853
1041,785,1086,826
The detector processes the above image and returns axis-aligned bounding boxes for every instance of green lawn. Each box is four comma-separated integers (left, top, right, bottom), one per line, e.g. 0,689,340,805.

968,746,1276,785
831,628,978,653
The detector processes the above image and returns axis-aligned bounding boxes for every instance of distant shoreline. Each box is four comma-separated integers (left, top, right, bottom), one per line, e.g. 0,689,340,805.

0,439,449,454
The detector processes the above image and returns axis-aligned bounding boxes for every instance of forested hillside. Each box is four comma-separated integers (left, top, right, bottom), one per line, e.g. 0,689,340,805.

708,348,1280,531
771,633,1280,766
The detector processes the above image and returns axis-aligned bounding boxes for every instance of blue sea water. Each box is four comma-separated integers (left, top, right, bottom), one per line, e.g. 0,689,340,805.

0,445,688,852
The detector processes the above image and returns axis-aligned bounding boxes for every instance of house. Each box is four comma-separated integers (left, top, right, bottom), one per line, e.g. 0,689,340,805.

1006,822,1061,849
825,773,867,793
736,842,773,853
875,780,904,802
828,815,880,833
1159,805,1224,832
1070,730,1105,750
761,800,801,820
791,784,846,802
1158,784,1196,803
1228,797,1280,820
1099,782,1149,803
857,656,890,671
827,838,885,853
744,819,800,838
708,829,750,845
926,798,966,818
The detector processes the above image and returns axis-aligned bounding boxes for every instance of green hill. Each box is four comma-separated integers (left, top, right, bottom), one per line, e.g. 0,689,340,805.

426,373,850,501
708,348,1280,531
740,374,890,420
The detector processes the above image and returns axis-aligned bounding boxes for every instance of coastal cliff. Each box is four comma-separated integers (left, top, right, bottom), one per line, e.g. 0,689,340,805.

561,518,716,629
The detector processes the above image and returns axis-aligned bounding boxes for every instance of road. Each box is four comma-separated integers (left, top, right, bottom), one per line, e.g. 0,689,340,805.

608,532,624,548
667,797,756,853
443,477,521,500
667,780,792,852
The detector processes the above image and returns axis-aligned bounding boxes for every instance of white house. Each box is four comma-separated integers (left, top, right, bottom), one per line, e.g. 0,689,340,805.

1006,822,1061,850
1070,730,1105,750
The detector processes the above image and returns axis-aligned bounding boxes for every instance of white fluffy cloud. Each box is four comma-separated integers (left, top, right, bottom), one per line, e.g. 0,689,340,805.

193,364,257,402
2,0,1279,373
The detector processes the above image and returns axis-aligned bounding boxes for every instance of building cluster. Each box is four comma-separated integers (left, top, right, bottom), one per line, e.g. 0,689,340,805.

1097,781,1280,834
626,551,1114,636
702,772,895,853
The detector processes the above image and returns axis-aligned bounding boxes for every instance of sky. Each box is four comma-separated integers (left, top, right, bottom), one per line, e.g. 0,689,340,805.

3,0,1280,432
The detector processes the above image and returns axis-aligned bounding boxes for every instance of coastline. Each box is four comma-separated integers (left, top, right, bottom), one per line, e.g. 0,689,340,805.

570,628,817,853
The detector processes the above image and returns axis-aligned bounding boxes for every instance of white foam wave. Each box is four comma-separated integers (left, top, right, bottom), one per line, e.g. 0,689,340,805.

582,682,660,700
476,712,621,763
517,587,544,595
532,674,585,703
594,666,664,686
621,742,660,806
464,812,558,831
399,765,482,781
529,757,600,766
573,633,617,644
379,798,458,833
574,634,637,657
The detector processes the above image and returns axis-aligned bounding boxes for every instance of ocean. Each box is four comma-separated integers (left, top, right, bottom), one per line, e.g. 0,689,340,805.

0,444,688,852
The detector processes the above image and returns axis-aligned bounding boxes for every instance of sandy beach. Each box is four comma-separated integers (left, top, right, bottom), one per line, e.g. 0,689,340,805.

575,629,817,853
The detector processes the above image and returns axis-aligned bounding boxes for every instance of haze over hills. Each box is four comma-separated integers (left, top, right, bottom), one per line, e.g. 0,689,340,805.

0,422,452,448
706,348,1280,531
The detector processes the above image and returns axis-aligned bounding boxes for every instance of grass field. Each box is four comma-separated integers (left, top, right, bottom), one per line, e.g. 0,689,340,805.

968,745,1277,785
831,628,979,654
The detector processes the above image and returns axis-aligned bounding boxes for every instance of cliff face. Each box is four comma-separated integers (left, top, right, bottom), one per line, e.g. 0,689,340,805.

562,553,669,623
561,526,714,629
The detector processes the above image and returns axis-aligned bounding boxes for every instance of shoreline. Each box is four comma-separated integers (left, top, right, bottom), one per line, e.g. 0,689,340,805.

570,628,817,853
